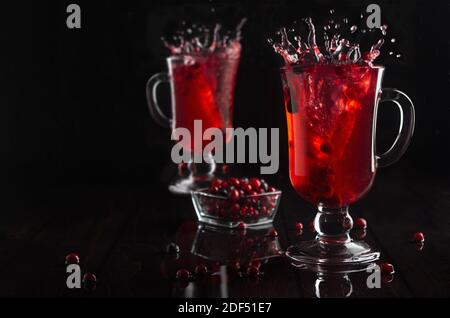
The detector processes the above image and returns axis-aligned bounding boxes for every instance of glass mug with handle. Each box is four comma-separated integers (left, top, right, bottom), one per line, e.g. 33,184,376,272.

146,51,241,194
281,63,415,265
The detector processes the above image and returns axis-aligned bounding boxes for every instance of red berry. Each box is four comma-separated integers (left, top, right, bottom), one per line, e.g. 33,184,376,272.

229,178,240,188
380,263,395,275
211,179,222,188
221,181,230,189
412,232,425,243
257,188,266,194
246,265,259,277
195,265,208,276
243,184,253,193
249,191,258,197
210,186,220,194
267,186,277,193
294,222,303,232
240,206,248,217
268,229,278,238
354,218,367,229
65,253,80,265
248,207,255,216
82,272,97,291
260,206,268,215
250,178,262,190
231,203,240,213
228,189,240,202
237,222,247,230
176,268,191,280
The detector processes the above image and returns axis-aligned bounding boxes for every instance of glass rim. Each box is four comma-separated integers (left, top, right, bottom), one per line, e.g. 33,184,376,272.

166,54,240,62
280,64,385,71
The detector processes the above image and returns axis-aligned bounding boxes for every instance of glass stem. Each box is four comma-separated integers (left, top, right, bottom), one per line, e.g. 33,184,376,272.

314,205,353,245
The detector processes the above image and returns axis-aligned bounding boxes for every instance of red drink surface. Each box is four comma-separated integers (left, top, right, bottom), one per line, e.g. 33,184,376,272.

282,64,382,208
170,46,240,153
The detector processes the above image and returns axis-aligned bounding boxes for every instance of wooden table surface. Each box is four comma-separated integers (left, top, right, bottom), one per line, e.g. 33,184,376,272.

0,165,449,298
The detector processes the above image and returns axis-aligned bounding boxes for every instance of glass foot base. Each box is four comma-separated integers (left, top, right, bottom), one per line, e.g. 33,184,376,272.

169,176,212,195
285,238,380,266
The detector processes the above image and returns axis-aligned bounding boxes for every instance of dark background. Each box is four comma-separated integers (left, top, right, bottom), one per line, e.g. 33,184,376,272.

0,0,449,191
0,0,449,298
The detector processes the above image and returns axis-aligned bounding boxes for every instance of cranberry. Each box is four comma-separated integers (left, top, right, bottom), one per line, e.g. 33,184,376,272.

411,232,425,243
221,181,230,189
195,265,208,276
257,188,266,194
176,268,191,280
211,179,223,188
237,222,247,230
260,206,268,215
246,265,260,277
294,222,303,232
267,186,277,193
229,178,240,188
65,253,80,265
268,229,278,238
228,189,240,202
240,207,248,217
83,273,97,291
166,242,180,254
354,218,367,229
380,262,395,275
231,203,240,213
243,184,253,193
247,207,256,217
250,178,262,190
210,186,220,194
249,191,258,197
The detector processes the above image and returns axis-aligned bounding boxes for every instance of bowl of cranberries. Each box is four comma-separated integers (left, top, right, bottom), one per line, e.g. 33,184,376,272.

191,177,282,228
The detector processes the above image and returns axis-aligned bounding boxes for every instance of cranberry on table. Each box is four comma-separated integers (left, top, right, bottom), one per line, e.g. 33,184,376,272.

243,184,253,193
195,265,208,276
380,262,395,275
354,218,367,229
411,232,425,243
83,273,97,291
294,222,303,232
176,268,191,280
65,253,80,265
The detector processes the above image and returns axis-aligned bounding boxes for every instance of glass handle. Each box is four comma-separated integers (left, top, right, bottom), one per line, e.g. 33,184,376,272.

145,72,172,128
376,88,415,168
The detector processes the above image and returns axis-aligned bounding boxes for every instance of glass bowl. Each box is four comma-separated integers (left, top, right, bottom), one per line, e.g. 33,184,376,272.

191,188,282,228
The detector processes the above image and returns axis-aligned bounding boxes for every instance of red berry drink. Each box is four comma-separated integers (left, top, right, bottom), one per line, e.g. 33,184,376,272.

283,64,381,208
169,43,241,153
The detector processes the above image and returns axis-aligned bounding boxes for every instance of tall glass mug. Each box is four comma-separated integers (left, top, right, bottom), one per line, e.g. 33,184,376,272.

146,51,240,194
281,64,415,265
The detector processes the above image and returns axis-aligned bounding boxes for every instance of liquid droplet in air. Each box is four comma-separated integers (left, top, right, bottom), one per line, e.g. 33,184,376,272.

391,38,396,43
350,25,358,33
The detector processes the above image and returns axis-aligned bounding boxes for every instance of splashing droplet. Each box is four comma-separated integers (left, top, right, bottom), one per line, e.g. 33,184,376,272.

350,25,358,33
380,24,388,36
396,53,402,58
389,51,394,55
335,24,340,29
343,18,349,24
330,9,335,14
390,38,396,43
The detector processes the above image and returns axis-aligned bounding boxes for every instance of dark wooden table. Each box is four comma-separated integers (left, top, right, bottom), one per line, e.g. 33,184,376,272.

0,165,449,298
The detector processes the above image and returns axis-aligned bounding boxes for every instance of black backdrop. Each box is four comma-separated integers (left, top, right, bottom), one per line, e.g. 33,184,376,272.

1,0,449,190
